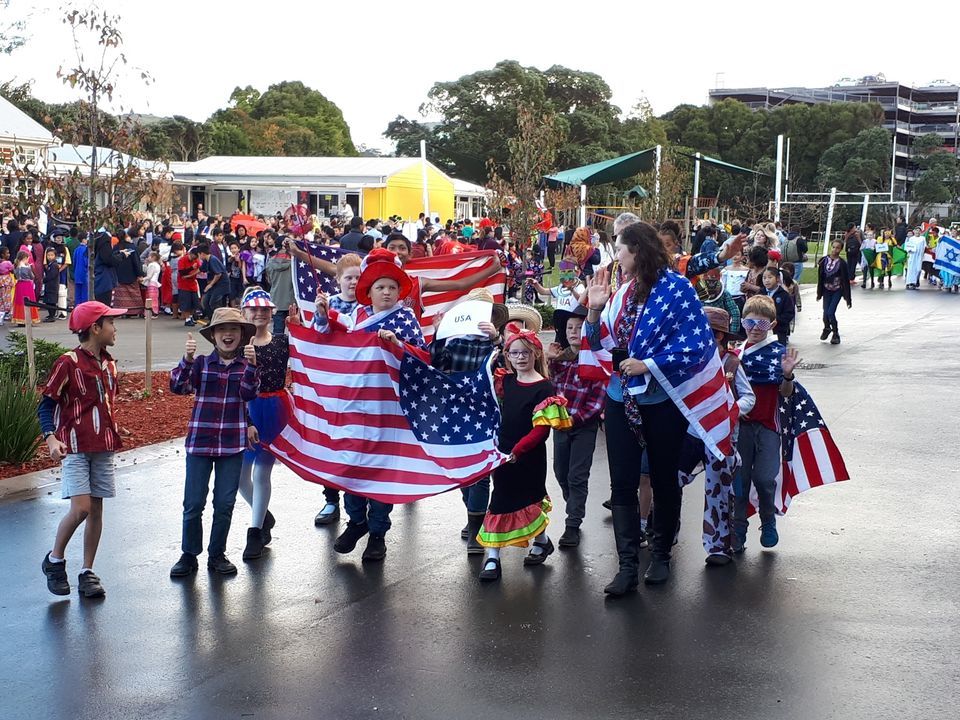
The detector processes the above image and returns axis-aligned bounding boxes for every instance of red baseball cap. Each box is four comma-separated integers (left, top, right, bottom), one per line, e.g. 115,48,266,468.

68,301,127,333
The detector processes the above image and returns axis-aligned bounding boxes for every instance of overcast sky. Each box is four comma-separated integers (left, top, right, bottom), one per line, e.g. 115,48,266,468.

3,0,956,153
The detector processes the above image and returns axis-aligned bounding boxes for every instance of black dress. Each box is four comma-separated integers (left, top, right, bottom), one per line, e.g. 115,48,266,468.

479,375,569,548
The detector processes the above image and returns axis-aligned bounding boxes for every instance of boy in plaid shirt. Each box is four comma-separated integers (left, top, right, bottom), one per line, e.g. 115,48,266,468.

169,307,260,577
545,305,607,548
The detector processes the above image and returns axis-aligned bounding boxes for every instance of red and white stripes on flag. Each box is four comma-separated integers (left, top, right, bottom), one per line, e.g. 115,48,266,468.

268,323,506,504
405,251,506,343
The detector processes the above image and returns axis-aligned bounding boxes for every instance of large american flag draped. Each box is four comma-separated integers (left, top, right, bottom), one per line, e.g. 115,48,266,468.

741,339,849,515
268,322,508,504
291,242,505,342
581,270,738,460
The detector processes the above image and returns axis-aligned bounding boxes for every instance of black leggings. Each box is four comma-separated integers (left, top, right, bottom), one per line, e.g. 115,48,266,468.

605,396,645,506
638,400,689,554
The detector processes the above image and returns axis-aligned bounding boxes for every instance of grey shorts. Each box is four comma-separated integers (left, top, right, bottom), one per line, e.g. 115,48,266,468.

61,452,116,499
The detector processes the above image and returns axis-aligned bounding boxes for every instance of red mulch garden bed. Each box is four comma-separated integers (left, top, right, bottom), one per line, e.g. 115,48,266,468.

0,372,193,481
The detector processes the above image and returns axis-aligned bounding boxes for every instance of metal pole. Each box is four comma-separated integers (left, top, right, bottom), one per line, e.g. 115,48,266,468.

579,184,587,227
860,193,870,230
822,187,838,258
144,305,153,395
654,145,662,216
774,134,784,222
692,152,701,221
420,139,430,220
889,131,897,201
784,137,791,197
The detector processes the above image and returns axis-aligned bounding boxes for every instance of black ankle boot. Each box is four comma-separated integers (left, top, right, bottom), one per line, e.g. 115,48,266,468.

643,554,671,584
604,505,641,596
830,321,841,345
466,512,485,555
242,527,265,560
820,322,832,341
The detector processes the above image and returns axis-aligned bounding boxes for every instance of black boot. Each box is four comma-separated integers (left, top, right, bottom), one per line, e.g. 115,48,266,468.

242,527,265,560
604,505,641,596
466,512,486,554
820,321,832,341
830,320,841,345
643,552,671,585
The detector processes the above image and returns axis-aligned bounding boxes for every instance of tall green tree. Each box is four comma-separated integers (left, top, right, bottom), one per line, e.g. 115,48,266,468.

816,127,892,192
910,133,959,219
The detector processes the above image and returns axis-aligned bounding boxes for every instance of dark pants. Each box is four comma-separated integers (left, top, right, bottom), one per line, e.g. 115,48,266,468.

43,290,57,319
605,396,645,505
846,251,860,282
554,420,600,528
547,241,557,268
95,290,113,306
323,487,340,505
181,452,244,557
202,290,228,320
822,289,842,327
460,475,490,514
344,493,393,536
733,421,780,531
272,309,288,335
775,329,789,345
636,400,689,556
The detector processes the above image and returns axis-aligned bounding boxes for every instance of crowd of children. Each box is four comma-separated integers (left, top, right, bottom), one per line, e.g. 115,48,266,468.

33,208,850,599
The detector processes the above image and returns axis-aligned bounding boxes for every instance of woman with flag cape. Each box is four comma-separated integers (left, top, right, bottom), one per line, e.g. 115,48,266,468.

582,222,739,593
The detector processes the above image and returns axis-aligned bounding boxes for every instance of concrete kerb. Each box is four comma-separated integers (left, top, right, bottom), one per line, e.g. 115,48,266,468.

0,437,185,501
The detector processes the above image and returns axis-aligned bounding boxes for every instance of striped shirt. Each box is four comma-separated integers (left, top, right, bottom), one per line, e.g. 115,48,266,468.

170,352,260,456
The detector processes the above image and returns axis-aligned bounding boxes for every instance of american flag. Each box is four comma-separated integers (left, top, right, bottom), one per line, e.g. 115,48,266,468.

267,322,508,504
291,243,505,342
741,340,849,515
581,270,737,460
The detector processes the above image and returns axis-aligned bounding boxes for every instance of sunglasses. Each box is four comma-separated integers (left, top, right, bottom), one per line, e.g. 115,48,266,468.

741,318,772,332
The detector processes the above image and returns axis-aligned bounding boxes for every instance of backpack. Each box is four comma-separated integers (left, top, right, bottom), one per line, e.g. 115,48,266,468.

783,238,800,263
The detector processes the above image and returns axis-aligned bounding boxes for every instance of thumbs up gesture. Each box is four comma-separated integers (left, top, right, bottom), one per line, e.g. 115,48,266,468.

185,332,196,361
243,338,257,366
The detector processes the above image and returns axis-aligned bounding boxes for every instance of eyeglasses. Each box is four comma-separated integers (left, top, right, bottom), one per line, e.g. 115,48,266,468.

741,318,772,332
507,350,532,359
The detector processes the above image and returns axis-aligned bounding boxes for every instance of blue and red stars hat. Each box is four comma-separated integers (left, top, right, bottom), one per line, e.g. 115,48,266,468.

240,286,276,309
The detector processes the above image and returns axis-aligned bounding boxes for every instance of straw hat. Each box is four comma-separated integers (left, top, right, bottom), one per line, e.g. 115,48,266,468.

460,287,509,329
506,302,543,334
199,307,256,344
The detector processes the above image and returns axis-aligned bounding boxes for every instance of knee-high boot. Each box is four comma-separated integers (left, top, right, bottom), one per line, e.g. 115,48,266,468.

604,505,641,596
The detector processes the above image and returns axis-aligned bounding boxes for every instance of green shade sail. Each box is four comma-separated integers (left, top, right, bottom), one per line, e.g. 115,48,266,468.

543,148,658,188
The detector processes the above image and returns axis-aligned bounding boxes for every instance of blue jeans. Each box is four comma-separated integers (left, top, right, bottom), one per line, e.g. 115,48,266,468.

343,493,393,536
460,476,490,513
182,452,244,557
793,261,805,283
821,289,842,325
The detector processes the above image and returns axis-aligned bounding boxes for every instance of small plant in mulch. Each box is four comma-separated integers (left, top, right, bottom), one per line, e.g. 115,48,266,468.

0,368,41,465
0,332,68,385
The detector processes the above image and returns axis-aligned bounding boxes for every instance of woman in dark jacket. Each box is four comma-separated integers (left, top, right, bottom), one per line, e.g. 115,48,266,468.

816,239,852,345
112,228,144,316
93,231,124,305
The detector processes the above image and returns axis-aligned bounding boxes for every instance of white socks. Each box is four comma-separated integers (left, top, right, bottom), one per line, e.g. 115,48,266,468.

483,547,500,571
48,553,64,563
529,532,550,555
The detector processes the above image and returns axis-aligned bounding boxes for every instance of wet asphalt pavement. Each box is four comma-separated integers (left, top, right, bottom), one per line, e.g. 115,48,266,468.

1,285,958,720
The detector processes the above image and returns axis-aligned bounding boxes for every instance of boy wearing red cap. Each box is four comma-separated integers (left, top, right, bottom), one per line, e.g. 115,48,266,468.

39,300,127,598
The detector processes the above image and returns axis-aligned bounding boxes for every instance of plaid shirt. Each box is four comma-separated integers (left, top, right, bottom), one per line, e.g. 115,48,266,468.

170,352,260,456
549,354,606,426
431,336,496,373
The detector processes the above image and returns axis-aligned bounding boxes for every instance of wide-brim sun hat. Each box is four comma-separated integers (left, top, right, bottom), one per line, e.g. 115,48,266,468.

199,306,257,345
460,286,509,329
506,302,543,334
355,247,412,306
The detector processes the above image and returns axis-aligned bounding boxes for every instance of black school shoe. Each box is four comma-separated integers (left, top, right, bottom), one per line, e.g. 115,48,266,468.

207,554,238,575
242,527,265,561
77,571,106,598
523,537,555,566
42,552,70,596
361,534,387,562
558,527,581,548
170,553,199,578
333,521,369,554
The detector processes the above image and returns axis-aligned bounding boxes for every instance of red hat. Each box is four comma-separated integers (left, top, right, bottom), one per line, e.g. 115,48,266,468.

68,301,127,333
355,248,412,306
